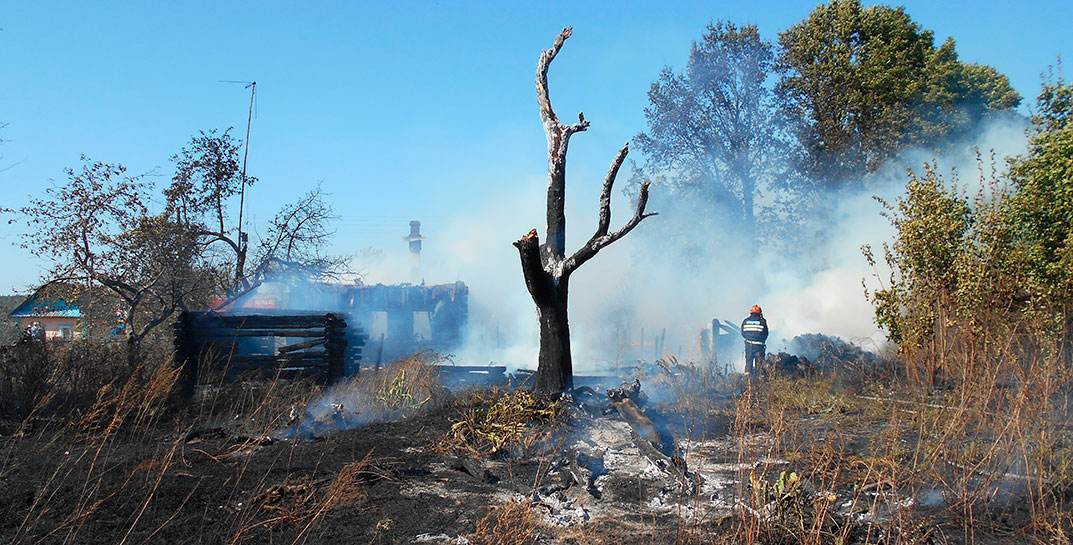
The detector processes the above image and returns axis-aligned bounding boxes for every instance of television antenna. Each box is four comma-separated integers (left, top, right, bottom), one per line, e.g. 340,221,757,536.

219,80,256,251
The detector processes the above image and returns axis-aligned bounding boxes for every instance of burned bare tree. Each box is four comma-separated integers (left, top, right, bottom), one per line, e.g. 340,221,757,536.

516,28,656,395
247,187,349,281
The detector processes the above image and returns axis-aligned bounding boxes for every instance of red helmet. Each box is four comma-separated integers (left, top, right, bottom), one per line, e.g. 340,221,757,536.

750,304,762,315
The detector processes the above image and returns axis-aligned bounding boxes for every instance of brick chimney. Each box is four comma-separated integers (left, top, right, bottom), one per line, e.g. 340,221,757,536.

405,220,423,283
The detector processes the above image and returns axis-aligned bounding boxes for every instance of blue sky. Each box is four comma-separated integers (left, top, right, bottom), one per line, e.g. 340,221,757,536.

1,0,1069,294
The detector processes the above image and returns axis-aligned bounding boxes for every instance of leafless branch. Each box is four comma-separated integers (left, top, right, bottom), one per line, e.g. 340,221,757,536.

596,142,630,237
536,27,590,262
536,27,573,130
563,179,656,275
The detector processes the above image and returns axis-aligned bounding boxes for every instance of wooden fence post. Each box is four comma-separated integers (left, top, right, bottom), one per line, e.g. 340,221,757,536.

173,311,197,399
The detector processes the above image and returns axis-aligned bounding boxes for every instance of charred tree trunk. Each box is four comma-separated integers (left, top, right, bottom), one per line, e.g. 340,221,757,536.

517,28,656,396
536,290,572,392
515,230,573,392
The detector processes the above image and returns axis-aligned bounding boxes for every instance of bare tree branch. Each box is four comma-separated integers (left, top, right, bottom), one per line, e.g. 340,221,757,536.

247,187,347,283
537,27,590,263
536,27,572,130
563,179,656,275
596,142,630,237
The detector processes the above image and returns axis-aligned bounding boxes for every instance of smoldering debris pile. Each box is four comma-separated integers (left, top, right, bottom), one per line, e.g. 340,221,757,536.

460,378,719,526
761,334,881,377
437,375,951,537
763,352,814,376
260,330,877,446
789,333,879,369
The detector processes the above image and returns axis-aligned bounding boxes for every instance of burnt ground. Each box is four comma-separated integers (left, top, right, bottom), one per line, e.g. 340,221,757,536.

0,377,1062,545
0,394,742,545
2,408,516,545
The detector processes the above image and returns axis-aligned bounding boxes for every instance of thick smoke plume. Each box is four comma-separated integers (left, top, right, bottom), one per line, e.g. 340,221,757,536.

351,116,1028,373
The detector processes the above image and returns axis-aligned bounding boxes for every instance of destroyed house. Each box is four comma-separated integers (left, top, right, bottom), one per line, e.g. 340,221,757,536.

222,280,468,367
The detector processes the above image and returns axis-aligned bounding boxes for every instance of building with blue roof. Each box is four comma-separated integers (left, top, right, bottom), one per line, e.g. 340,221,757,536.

8,288,83,340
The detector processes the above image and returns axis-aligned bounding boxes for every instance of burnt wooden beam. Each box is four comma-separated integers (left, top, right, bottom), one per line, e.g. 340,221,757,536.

276,337,327,353
173,311,197,399
199,329,326,338
324,313,347,384
228,353,328,365
195,314,336,328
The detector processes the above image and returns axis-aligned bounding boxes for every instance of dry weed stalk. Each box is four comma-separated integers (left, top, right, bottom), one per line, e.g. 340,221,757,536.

470,500,540,545
228,452,392,545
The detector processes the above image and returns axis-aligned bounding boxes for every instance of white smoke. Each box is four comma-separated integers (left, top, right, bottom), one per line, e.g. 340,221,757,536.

354,115,1030,373
766,114,1030,355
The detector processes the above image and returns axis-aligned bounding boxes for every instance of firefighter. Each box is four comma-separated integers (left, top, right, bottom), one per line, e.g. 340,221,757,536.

741,305,768,377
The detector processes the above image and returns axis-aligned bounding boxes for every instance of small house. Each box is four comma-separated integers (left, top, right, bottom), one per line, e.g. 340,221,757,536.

8,288,83,340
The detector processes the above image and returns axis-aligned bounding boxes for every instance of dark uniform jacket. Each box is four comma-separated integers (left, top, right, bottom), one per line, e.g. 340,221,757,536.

741,313,769,345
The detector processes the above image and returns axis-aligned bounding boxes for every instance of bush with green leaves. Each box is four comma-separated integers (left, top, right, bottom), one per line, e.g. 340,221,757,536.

867,78,1073,381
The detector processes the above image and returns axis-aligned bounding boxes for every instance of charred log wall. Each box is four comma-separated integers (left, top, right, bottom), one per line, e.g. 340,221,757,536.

173,311,366,397
223,280,469,366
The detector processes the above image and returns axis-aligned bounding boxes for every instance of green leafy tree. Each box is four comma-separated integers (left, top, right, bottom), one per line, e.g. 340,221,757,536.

166,129,255,291
167,130,346,293
17,159,210,366
636,21,790,248
1007,78,1073,338
777,0,1019,185
867,78,1073,381
866,165,971,347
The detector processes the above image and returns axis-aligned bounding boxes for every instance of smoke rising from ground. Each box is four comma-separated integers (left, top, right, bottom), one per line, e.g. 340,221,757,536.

354,115,1029,372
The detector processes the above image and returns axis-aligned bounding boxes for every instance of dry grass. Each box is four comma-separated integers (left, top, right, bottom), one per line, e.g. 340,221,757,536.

439,388,562,457
3,328,1070,545
0,337,132,421
3,353,185,545
230,452,392,545
469,500,541,545
361,352,446,417
0,342,431,545
709,332,1073,545
78,361,180,436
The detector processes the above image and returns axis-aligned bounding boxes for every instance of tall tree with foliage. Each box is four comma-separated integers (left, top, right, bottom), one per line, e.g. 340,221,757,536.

636,21,788,247
166,129,255,291
777,0,1019,185
1007,77,1073,344
866,78,1073,382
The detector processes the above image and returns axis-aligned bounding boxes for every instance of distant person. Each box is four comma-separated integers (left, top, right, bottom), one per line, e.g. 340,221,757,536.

25,321,45,340
741,305,768,377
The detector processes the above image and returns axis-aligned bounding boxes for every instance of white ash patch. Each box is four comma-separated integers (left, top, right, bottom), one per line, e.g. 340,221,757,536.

398,479,455,500
534,489,591,526
412,533,470,544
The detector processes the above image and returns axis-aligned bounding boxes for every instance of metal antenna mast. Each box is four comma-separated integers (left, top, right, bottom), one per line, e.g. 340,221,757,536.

220,80,256,251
